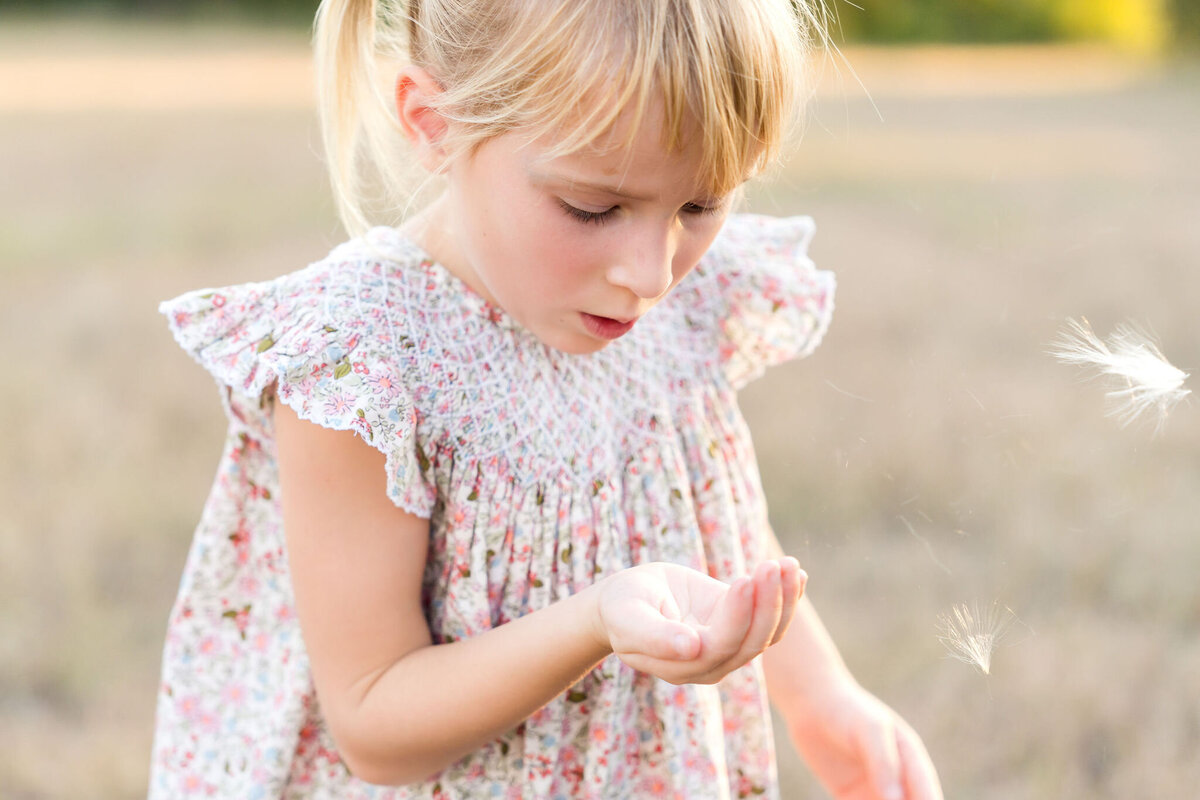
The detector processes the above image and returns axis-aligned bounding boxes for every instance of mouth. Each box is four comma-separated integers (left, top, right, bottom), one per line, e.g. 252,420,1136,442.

580,312,637,341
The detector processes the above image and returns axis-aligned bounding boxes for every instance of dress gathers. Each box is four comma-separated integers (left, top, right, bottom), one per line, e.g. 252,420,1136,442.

150,214,835,800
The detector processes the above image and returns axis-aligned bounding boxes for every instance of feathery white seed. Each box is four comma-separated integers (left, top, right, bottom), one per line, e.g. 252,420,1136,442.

937,602,1013,675
1051,317,1190,430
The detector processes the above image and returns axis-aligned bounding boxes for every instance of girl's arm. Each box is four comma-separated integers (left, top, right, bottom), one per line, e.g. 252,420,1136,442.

762,532,943,800
273,402,803,786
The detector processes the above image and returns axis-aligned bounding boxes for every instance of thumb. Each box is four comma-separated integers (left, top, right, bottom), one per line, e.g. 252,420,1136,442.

862,727,904,800
608,599,702,661
701,575,755,659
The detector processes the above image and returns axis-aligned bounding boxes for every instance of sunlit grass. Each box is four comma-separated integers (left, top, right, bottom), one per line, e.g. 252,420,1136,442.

5,20,1200,800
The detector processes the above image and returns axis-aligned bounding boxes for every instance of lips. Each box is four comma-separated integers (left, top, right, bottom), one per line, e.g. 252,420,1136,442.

581,312,637,340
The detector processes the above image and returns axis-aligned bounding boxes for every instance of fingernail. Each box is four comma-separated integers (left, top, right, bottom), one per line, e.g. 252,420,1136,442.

883,784,903,800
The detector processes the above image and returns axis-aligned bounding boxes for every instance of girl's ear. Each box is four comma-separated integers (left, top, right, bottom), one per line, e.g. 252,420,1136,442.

395,66,450,172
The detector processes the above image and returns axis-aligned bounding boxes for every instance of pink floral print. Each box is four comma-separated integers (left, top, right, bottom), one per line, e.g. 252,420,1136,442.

151,214,834,799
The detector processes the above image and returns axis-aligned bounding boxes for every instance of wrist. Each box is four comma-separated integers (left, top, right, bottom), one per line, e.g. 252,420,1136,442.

575,577,615,660
768,654,856,711
762,602,857,714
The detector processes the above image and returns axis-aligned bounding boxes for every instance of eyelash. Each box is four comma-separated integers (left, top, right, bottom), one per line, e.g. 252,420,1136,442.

558,200,615,225
557,199,722,226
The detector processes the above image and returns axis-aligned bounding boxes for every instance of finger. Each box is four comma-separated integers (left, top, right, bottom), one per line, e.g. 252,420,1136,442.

898,725,943,800
709,561,782,674
609,599,702,661
698,575,755,661
746,560,785,652
790,557,808,600
769,558,805,645
861,723,903,800
772,561,801,647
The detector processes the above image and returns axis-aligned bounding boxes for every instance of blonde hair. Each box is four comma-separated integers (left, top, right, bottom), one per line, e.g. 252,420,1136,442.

314,0,827,235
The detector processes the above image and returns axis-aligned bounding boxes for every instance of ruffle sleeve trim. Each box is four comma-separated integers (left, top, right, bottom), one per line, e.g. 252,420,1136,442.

160,271,436,519
703,214,836,390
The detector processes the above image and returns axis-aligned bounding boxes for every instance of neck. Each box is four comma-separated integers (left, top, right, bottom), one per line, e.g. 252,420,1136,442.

400,195,493,303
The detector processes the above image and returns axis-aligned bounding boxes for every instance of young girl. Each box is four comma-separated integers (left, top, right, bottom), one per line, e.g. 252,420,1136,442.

151,0,942,798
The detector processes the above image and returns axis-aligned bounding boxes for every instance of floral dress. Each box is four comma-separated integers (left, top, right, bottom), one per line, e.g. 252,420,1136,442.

150,213,835,800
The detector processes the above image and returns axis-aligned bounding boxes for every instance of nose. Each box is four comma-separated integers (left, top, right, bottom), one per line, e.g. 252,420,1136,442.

606,222,675,300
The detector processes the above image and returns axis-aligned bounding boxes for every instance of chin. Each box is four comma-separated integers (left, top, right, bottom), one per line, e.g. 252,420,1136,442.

540,330,611,356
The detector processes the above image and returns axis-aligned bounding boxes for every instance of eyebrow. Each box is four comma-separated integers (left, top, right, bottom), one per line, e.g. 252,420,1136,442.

527,169,655,202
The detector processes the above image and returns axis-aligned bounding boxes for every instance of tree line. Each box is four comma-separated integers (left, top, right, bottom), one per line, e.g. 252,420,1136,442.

4,0,1197,49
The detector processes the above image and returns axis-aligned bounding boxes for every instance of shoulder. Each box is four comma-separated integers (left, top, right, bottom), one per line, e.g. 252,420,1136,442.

157,227,432,402
691,213,816,285
160,228,443,515
159,228,441,391
267,226,439,330
666,213,822,324
665,213,834,389
162,226,433,318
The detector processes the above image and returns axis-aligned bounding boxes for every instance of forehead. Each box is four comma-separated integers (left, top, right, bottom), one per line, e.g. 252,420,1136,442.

524,100,731,197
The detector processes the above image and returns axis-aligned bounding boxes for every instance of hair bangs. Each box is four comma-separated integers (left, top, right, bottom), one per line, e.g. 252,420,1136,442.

316,0,820,231
504,0,808,199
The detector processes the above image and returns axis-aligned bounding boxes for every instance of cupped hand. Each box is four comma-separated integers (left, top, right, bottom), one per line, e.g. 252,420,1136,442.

784,680,943,800
592,558,805,685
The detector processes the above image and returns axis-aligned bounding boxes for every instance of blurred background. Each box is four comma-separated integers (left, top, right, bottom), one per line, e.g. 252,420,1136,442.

2,1,1198,797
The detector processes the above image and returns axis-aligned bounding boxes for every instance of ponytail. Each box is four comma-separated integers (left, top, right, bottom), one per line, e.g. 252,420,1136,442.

314,0,412,236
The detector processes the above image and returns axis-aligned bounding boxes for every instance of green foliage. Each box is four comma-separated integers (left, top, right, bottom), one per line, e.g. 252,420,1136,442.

830,0,1059,44
827,0,1186,51
1172,0,1200,43
3,0,1196,48
0,0,317,24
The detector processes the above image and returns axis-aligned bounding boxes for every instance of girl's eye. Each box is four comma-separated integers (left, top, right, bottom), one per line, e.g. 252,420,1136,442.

682,202,722,216
558,199,616,225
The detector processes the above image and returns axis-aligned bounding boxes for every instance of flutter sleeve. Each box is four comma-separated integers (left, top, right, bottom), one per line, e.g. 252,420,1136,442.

692,213,836,390
159,257,437,518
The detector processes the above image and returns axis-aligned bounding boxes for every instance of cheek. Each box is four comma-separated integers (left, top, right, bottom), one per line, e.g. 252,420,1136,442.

519,207,600,287
465,194,593,309
468,187,548,277
672,228,721,281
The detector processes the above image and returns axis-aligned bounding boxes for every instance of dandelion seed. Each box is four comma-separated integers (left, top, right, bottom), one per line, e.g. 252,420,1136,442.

937,602,1013,675
1051,317,1190,430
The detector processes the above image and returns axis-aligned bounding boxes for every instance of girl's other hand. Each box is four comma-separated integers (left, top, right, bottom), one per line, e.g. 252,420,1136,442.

783,680,943,800
591,558,805,685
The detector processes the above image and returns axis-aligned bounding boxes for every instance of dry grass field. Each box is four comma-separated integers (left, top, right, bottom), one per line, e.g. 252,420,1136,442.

2,18,1199,799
